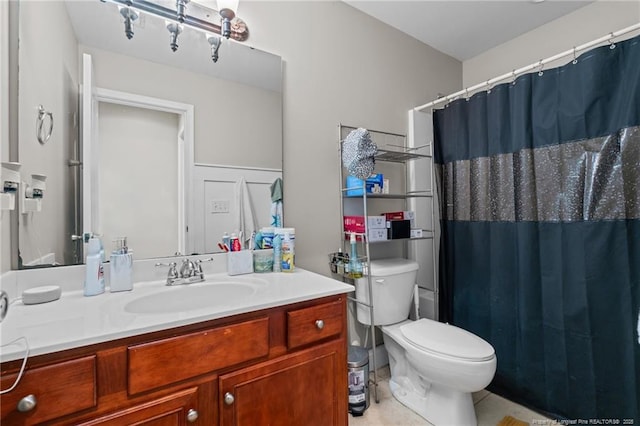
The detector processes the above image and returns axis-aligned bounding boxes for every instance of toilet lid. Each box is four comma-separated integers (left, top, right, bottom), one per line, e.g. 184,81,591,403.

400,319,495,361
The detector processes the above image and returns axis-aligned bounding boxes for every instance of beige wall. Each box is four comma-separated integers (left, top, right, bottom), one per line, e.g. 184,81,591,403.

17,1,79,266
81,46,282,170
463,1,640,88
238,1,462,274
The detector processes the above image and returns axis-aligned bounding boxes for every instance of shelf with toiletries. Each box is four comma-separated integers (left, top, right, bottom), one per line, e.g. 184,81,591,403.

337,124,436,406
342,192,432,200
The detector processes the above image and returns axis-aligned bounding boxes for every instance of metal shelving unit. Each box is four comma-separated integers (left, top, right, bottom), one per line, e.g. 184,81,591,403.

336,123,436,405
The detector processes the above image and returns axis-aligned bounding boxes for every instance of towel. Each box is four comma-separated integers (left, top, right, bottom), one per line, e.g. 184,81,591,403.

234,176,258,248
270,178,283,227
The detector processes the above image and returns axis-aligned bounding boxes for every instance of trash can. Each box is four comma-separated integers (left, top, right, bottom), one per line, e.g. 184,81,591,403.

348,345,370,416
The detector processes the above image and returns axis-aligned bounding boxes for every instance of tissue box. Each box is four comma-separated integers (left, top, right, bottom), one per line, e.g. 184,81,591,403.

344,216,387,233
346,174,384,197
383,211,416,228
368,229,388,242
227,250,254,275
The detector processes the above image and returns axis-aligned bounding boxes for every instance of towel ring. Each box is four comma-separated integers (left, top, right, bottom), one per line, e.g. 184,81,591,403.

36,105,53,145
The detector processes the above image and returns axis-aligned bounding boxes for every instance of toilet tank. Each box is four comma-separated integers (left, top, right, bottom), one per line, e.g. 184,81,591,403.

355,258,419,326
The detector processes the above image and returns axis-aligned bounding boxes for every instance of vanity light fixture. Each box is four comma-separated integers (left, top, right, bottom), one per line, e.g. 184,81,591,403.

119,5,139,40
176,0,190,23
207,34,222,62
105,0,249,61
166,21,183,52
217,0,239,39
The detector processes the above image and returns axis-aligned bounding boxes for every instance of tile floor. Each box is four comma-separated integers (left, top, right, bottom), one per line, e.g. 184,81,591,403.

349,367,551,426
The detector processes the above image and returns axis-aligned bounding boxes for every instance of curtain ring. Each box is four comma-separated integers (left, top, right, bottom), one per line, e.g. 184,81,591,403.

572,47,578,65
486,80,492,94
465,88,470,101
36,105,54,145
537,60,544,77
608,33,616,50
511,69,517,85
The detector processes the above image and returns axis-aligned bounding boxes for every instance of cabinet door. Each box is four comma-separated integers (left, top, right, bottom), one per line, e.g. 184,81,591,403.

219,341,347,426
77,387,199,426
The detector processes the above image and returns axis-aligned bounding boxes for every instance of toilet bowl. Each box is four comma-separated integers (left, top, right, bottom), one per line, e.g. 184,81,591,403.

382,319,496,425
355,259,497,426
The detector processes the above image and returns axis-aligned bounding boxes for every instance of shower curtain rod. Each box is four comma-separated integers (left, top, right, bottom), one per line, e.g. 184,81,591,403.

414,22,640,112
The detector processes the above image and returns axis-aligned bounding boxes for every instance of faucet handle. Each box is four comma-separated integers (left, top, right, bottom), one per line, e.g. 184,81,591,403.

194,257,214,275
155,262,178,280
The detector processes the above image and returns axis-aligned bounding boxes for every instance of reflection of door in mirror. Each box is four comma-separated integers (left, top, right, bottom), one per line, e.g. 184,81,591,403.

97,103,180,258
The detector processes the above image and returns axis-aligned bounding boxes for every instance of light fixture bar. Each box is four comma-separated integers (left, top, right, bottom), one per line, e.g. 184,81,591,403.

104,0,249,42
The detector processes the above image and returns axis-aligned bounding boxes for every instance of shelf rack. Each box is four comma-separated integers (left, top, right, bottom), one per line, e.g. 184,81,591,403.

336,123,436,406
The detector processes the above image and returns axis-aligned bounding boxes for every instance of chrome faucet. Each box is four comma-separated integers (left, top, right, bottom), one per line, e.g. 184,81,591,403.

155,258,213,286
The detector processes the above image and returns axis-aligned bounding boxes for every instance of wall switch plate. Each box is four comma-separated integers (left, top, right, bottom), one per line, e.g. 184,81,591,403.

210,199,230,214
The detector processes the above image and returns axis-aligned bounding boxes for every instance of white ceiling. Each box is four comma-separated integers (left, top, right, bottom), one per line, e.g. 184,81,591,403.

344,1,593,61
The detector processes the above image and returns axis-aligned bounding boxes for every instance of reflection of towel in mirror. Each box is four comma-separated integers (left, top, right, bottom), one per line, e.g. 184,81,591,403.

270,178,283,227
234,177,258,248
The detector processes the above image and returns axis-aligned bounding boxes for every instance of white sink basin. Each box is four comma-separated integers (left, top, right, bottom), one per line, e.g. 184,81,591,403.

124,280,260,314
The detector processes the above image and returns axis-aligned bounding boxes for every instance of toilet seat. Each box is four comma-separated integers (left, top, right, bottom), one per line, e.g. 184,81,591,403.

400,319,495,362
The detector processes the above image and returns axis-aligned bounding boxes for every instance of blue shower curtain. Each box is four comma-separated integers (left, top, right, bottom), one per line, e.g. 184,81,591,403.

433,34,640,421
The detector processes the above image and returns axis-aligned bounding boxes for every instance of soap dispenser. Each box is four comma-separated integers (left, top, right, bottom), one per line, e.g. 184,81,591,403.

109,237,133,292
84,237,105,296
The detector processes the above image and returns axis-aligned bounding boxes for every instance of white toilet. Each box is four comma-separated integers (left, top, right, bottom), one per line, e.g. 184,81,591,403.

355,258,497,426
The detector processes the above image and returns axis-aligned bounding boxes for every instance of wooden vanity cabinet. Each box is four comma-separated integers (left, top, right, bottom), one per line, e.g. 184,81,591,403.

0,294,347,426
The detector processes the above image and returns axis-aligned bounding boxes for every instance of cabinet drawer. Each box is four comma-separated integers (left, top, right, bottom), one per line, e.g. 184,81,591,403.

128,317,269,394
76,386,198,426
287,299,344,349
1,355,97,425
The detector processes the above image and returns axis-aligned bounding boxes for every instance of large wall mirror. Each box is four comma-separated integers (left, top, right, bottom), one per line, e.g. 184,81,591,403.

9,0,283,269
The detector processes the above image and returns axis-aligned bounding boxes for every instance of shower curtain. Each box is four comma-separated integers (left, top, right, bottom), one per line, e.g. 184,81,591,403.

433,34,640,420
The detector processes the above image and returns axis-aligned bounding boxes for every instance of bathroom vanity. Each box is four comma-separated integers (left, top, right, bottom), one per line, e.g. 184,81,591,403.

0,267,351,425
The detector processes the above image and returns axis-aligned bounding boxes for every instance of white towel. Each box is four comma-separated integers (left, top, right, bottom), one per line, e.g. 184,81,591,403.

234,177,258,249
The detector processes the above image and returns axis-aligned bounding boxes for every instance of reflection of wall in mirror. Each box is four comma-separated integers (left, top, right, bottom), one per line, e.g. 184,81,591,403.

81,46,282,170
17,1,79,267
98,103,180,259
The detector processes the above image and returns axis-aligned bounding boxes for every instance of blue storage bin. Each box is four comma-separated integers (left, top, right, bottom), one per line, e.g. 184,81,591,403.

346,174,383,197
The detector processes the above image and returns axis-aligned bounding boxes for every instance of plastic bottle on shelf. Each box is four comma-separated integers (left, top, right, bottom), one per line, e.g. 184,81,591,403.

349,233,363,279
281,232,294,272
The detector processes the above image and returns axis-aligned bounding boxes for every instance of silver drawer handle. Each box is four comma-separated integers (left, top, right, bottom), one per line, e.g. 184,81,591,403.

224,392,235,405
17,394,37,412
315,319,325,330
186,408,198,422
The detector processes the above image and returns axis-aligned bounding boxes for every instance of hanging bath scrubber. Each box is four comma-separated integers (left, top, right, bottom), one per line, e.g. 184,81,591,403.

342,128,377,179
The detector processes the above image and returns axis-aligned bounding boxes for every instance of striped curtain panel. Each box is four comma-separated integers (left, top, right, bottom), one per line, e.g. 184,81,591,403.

433,34,640,420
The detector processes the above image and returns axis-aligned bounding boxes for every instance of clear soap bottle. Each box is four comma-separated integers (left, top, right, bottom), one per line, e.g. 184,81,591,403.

84,237,105,296
110,237,133,292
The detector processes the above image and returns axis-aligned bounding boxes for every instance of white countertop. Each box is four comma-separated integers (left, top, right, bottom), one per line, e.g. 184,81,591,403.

0,268,353,363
